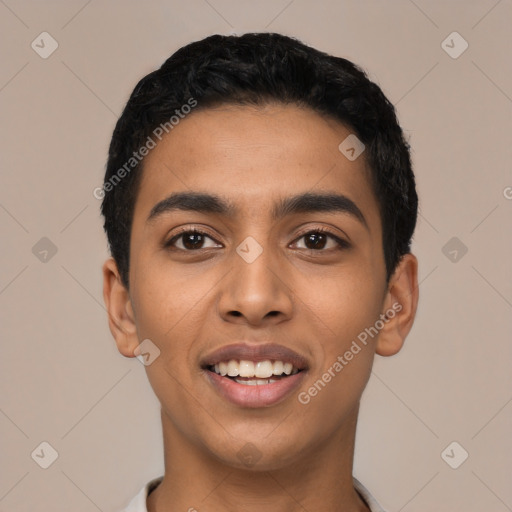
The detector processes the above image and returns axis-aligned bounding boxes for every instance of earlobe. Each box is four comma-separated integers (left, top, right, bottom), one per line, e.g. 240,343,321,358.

102,258,139,358
376,253,419,357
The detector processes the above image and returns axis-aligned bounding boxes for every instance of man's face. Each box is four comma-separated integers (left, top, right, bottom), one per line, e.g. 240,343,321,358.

127,104,388,469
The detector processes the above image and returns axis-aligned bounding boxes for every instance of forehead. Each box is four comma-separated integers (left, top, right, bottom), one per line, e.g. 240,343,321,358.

134,104,380,231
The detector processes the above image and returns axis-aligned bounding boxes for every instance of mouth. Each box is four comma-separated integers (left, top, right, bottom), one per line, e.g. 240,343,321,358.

206,358,302,385
201,343,308,408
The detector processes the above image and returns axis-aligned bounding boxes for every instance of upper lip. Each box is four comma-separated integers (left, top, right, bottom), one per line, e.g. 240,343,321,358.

201,343,309,370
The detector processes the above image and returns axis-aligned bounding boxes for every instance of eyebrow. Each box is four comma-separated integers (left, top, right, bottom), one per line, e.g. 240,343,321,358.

147,191,369,230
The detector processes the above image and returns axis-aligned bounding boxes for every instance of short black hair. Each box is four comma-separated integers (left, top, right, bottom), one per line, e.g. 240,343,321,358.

101,32,418,288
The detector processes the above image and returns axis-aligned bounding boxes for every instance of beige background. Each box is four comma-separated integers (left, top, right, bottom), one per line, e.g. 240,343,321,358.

1,1,511,511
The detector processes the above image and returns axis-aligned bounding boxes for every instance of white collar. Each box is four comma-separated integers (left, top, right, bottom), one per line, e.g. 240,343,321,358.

121,475,388,511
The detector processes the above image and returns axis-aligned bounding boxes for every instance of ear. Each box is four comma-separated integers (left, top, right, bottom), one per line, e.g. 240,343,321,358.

102,258,139,358
375,252,419,357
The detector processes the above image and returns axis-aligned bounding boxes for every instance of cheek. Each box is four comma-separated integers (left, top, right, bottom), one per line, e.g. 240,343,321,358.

334,284,383,345
129,252,219,377
130,252,211,339
301,267,384,347
129,260,211,439
295,277,380,434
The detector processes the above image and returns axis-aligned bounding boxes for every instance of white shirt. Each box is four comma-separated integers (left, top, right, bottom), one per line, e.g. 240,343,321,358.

119,476,388,511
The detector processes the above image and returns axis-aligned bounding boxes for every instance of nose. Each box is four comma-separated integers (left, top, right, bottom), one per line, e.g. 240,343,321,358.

217,245,294,327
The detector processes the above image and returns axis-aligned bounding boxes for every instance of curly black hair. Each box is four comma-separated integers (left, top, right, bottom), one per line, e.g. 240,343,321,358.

101,32,418,288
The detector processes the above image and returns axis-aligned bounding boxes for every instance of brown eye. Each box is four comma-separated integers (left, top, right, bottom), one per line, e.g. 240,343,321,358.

292,229,350,251
165,229,221,251
181,232,205,250
303,232,328,250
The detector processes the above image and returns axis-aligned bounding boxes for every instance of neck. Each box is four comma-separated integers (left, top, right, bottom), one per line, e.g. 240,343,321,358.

147,406,370,512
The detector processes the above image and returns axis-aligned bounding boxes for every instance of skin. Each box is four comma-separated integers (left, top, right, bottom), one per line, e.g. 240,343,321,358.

103,104,419,512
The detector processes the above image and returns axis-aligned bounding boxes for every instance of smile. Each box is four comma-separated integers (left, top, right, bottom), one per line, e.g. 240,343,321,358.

209,359,300,385
201,342,309,408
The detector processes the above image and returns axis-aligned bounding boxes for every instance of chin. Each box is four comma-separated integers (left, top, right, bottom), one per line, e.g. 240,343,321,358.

203,431,308,472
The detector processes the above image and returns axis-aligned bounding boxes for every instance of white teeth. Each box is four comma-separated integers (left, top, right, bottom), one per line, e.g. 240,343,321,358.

219,361,228,376
255,360,274,378
234,378,279,385
272,360,284,376
212,359,300,378
239,360,255,377
227,360,239,377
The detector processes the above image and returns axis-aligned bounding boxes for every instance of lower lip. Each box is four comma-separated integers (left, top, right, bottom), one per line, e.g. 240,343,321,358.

205,370,307,408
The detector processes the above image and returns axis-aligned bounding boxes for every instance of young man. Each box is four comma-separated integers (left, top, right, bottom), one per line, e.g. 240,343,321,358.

101,33,419,512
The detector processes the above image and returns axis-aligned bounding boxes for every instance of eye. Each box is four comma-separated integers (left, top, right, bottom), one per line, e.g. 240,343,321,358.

291,228,350,251
165,228,222,251
164,227,350,253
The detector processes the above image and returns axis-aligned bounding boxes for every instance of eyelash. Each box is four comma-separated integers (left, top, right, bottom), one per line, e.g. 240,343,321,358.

164,226,350,253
